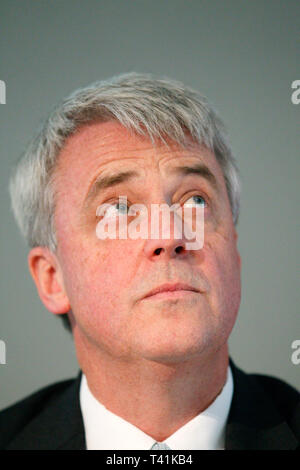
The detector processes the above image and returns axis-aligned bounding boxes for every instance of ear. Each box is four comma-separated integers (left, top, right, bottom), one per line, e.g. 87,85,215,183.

28,247,70,315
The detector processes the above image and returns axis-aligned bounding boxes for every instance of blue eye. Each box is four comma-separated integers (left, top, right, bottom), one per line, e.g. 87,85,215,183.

115,202,129,214
184,195,206,207
103,202,129,218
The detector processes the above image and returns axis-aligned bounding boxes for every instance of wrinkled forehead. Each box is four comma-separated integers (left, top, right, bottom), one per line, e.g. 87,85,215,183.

53,120,227,204
57,120,207,163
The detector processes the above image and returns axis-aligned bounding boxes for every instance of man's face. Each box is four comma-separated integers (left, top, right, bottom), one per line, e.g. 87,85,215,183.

53,121,241,364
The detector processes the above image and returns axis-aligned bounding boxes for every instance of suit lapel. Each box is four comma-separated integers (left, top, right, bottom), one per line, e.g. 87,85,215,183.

225,358,298,450
7,372,85,450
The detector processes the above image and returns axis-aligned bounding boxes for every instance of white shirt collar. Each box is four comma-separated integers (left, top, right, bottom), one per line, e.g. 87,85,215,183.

80,365,233,450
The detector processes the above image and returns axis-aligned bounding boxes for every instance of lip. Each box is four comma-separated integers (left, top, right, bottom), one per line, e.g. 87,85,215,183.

142,282,200,300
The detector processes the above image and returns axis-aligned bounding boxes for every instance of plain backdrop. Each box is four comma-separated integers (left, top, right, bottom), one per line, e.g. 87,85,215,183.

0,0,299,410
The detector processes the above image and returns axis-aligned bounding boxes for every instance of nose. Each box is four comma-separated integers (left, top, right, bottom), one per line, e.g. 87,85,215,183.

143,208,189,260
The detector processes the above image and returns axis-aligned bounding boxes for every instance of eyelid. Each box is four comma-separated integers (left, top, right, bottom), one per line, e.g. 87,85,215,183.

181,191,210,208
96,190,211,217
184,194,207,204
96,198,131,218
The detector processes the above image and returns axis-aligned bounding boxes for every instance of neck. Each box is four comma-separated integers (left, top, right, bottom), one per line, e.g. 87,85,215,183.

75,332,229,442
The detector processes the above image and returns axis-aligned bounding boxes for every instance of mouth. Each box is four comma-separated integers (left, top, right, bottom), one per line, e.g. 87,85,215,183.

142,282,200,300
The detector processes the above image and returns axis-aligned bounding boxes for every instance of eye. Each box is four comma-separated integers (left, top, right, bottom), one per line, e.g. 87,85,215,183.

183,195,207,208
102,201,130,219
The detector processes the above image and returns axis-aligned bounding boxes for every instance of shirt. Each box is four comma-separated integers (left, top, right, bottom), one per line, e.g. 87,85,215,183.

80,365,233,450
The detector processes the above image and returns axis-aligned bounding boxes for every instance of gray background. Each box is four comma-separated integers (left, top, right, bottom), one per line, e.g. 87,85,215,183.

0,0,299,410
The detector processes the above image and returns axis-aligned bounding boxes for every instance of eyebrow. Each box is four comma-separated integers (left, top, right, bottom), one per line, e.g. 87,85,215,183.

169,164,219,191
83,170,139,209
83,163,219,210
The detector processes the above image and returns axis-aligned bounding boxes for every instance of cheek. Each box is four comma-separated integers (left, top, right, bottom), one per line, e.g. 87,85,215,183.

59,239,136,314
90,242,139,291
204,236,241,320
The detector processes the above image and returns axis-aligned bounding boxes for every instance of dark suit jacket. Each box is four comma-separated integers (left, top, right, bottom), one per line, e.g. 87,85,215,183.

0,358,299,450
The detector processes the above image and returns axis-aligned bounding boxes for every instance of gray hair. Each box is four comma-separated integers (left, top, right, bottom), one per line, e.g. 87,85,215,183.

9,72,241,330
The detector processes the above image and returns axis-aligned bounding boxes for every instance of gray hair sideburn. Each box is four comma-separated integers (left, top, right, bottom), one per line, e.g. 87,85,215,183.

9,72,241,332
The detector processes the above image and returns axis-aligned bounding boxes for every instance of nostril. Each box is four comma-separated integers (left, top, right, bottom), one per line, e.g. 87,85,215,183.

153,246,184,256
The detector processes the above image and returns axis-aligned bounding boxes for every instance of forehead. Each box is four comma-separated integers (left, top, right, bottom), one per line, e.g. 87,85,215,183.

54,120,226,200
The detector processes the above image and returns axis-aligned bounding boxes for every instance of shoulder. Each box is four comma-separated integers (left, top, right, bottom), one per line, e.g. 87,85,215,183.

250,371,299,405
0,378,76,449
230,358,300,410
250,371,300,432
229,359,300,448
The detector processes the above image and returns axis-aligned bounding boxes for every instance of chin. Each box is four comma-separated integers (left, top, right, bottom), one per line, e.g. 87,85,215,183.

135,332,213,365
